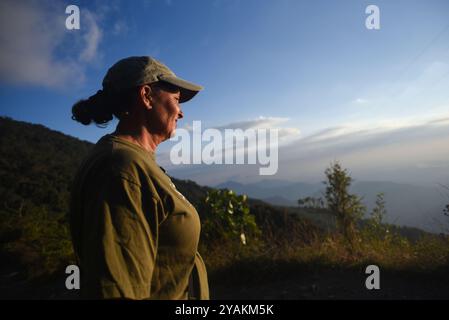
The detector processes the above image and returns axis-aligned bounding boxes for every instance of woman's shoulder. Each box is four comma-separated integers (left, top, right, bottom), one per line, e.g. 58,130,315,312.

92,134,159,185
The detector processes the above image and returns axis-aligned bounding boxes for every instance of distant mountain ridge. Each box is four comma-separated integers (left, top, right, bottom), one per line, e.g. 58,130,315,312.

216,178,448,233
215,180,322,206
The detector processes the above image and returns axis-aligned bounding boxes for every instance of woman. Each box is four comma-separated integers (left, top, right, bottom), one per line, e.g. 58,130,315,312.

69,56,209,300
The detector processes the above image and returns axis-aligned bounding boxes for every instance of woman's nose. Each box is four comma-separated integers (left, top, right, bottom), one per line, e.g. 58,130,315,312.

178,110,184,119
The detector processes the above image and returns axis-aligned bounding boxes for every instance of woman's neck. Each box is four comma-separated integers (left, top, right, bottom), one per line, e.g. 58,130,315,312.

113,121,161,153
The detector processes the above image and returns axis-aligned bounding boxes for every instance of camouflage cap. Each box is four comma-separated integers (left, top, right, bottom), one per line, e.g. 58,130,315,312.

102,56,203,103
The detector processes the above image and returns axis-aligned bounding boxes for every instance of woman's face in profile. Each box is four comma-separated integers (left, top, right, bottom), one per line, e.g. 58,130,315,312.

150,87,183,141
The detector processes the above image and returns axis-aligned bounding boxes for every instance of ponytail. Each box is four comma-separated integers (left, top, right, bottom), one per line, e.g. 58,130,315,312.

71,87,139,126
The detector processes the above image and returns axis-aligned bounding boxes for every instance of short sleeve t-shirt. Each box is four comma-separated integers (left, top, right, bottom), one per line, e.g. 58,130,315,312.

69,134,209,300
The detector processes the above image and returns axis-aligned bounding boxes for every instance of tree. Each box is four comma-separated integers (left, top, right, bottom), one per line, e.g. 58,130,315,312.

442,185,449,218
297,196,324,209
367,192,390,239
442,185,449,233
371,192,386,225
323,162,366,246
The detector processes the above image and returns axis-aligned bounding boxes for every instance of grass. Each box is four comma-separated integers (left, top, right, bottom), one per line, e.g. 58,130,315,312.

202,226,449,287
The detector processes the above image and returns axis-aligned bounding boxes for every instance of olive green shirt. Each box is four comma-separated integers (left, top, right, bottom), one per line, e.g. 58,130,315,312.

69,134,209,300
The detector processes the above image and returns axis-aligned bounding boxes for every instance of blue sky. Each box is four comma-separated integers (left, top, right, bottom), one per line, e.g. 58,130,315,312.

1,0,449,186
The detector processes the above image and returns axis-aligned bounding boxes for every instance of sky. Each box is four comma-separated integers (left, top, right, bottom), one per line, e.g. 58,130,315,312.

1,0,449,187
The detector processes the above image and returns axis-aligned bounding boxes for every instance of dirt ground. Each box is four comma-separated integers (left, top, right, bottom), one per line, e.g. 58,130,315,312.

210,268,449,300
2,267,448,300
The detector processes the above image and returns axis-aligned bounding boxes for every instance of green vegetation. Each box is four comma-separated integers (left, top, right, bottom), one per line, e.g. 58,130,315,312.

0,210,74,278
443,185,449,225
203,162,449,287
0,117,89,280
202,189,261,246
1,116,448,298
297,196,324,209
323,162,366,247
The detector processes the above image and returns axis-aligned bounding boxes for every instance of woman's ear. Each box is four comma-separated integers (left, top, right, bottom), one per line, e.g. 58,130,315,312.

140,85,153,109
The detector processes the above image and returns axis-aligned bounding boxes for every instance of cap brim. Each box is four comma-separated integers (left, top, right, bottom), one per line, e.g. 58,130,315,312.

158,75,203,103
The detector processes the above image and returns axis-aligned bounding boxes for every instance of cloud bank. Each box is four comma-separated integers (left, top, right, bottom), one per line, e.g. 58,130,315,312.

160,113,449,186
0,0,102,89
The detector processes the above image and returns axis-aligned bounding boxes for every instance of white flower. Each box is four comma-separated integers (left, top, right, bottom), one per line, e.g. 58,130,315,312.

240,233,247,245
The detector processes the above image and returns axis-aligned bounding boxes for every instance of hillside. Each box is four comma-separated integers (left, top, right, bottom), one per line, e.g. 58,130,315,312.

1,116,448,300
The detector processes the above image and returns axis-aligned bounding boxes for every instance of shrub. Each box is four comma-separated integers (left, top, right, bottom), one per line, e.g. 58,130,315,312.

201,189,261,249
0,209,74,279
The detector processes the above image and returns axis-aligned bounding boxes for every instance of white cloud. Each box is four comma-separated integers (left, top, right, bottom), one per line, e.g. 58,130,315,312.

416,162,449,169
214,116,291,130
181,117,301,139
353,98,368,104
274,113,449,184
180,117,301,149
112,20,129,36
79,11,102,62
157,116,301,178
0,0,103,89
214,117,301,141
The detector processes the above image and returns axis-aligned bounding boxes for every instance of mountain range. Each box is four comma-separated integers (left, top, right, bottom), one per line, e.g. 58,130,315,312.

216,179,448,233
